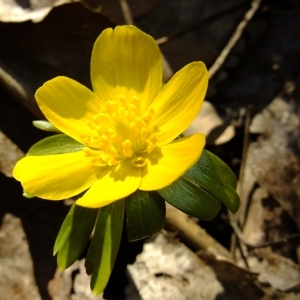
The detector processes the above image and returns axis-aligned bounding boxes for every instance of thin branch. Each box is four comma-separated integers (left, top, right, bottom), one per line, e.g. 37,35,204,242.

230,105,252,259
166,204,233,261
237,105,253,227
156,2,247,45
208,0,262,79
119,0,133,25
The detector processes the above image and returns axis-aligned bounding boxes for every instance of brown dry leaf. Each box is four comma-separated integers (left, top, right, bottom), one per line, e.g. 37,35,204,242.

0,214,41,300
197,251,265,300
0,130,24,177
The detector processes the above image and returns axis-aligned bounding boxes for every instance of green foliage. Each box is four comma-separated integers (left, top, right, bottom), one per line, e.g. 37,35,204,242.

159,150,240,220
85,200,124,296
126,190,165,241
54,203,98,270
27,134,84,156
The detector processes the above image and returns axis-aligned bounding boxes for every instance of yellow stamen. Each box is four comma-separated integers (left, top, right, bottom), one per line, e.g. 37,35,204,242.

84,95,158,168
141,128,148,139
123,148,133,158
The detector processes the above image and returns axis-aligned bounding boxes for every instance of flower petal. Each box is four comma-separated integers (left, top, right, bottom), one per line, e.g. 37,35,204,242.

91,25,162,113
140,133,205,190
76,160,141,208
13,151,99,200
149,62,208,146
35,77,104,144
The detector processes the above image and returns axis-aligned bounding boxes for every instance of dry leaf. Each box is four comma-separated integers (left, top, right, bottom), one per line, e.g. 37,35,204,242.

0,131,24,177
248,97,300,227
0,214,41,300
48,260,104,300
184,101,235,145
248,248,300,292
0,0,78,23
128,232,265,300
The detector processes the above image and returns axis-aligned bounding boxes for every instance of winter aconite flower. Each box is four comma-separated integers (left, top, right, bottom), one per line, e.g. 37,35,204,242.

13,25,208,208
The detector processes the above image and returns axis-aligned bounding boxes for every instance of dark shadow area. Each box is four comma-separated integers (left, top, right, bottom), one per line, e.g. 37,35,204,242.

0,173,70,300
104,224,145,300
0,85,70,300
198,251,265,300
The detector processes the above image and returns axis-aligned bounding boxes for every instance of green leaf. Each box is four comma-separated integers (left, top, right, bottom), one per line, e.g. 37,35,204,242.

185,150,240,213
126,190,166,242
33,120,61,132
85,200,124,296
27,134,84,156
159,150,240,220
159,176,221,221
54,204,97,270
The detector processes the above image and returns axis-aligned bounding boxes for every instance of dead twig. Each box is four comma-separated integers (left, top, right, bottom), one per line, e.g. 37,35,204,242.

230,105,252,264
166,204,233,261
236,105,253,227
209,0,262,79
156,2,247,45
119,0,133,25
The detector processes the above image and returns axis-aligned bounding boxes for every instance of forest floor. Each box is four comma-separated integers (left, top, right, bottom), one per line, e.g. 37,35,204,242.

0,0,300,299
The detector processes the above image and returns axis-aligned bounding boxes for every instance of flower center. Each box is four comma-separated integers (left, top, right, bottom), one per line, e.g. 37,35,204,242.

82,95,157,168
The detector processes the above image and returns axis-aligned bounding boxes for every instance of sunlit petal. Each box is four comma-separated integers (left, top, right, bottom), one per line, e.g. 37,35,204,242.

14,26,209,209
149,62,208,146
36,77,105,144
13,152,99,200
91,25,162,113
140,134,205,190
76,160,141,208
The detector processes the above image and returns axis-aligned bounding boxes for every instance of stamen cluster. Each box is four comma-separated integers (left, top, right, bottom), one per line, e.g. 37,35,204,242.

82,96,157,168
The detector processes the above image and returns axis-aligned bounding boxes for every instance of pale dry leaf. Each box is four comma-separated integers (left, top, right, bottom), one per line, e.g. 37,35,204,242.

242,187,268,245
0,214,41,300
72,260,104,300
128,233,266,300
247,97,300,227
128,233,224,300
0,130,24,177
248,248,300,292
48,260,104,300
0,0,78,23
184,101,235,145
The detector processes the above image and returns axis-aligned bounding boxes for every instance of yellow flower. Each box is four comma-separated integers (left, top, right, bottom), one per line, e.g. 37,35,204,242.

13,25,208,208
